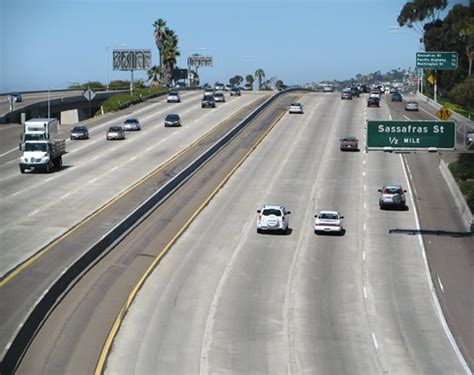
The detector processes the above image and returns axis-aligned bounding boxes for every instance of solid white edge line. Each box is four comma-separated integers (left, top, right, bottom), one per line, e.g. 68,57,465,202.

437,274,445,293
28,209,39,217
362,251,366,261
400,154,471,375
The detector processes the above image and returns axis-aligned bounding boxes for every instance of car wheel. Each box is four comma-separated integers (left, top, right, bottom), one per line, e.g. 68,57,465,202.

20,166,25,174
257,228,262,234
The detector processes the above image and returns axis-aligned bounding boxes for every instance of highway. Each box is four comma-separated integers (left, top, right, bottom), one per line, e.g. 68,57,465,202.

1,90,472,374
98,92,468,374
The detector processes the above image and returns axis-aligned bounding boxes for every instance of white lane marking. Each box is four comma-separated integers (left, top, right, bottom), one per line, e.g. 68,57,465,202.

130,156,136,161
363,251,366,261
364,184,366,191
11,191,21,197
0,147,18,158
400,154,471,373
437,274,445,293
364,286,368,299
45,177,53,182
28,209,40,217
362,171,366,177
92,156,99,161
88,178,97,184
389,112,392,121
363,223,367,232
364,201,367,209
145,147,153,152
59,192,71,200
363,160,366,165
403,114,410,120
111,147,116,151
111,166,118,172
371,332,379,350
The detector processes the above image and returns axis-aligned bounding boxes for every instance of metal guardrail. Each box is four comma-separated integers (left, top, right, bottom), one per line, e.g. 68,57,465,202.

0,88,309,374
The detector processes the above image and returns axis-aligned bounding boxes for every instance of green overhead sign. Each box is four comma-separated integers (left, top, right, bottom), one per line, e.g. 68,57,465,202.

367,120,456,151
416,52,458,70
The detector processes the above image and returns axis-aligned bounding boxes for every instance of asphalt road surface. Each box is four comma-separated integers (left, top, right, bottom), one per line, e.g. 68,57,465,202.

103,92,468,374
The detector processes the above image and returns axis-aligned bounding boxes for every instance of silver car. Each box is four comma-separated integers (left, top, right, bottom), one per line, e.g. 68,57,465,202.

378,185,407,210
405,101,419,111
123,118,141,131
167,91,181,103
289,102,304,114
214,93,226,102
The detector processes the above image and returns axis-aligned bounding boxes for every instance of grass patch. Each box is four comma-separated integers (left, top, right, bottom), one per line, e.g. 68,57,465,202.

96,86,168,115
422,89,474,119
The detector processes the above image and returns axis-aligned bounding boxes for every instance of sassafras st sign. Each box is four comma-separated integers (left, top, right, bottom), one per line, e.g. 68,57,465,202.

366,120,456,151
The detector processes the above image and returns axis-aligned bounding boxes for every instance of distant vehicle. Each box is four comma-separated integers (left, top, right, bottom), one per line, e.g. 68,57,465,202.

289,102,304,114
175,81,186,88
390,87,398,94
350,87,359,97
323,85,334,92
123,118,141,131
391,92,403,102
341,89,352,100
339,136,359,151
243,83,253,91
256,205,291,234
214,92,226,102
70,125,89,140
314,211,344,235
167,91,181,103
378,185,407,210
11,93,22,102
405,101,419,111
214,82,226,91
230,87,241,96
19,139,66,173
106,126,126,140
370,87,381,97
225,84,233,91
359,85,369,93
164,113,181,127
467,130,474,143
367,96,380,107
204,88,215,96
201,95,216,108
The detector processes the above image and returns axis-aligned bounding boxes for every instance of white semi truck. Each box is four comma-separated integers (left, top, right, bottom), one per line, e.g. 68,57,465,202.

20,118,59,149
19,139,66,173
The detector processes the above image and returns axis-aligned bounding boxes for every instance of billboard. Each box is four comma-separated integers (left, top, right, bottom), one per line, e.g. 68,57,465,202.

187,55,213,68
113,49,152,71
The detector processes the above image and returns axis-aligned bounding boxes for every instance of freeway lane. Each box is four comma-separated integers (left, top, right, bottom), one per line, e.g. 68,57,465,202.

105,92,466,373
15,91,303,374
385,94,474,370
0,90,267,278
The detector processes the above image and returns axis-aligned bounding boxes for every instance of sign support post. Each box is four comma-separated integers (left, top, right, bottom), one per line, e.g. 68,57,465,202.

434,70,437,102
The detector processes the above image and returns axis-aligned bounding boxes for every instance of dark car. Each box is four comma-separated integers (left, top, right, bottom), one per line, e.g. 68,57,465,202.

367,96,380,107
350,87,359,97
11,93,22,103
340,136,359,151
70,125,89,140
201,95,216,108
359,85,369,93
391,92,402,102
164,113,181,127
230,87,241,96
341,89,352,100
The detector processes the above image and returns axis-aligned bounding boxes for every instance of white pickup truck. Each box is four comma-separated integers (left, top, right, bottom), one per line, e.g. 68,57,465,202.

19,139,66,173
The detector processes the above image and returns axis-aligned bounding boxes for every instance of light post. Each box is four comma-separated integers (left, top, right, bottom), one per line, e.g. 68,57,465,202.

106,44,127,91
48,81,78,119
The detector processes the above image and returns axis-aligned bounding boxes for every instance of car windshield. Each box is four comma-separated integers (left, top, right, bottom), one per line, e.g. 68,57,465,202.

125,119,138,124
319,213,338,220
262,209,282,216
25,133,46,141
166,115,179,120
291,103,301,107
342,137,357,141
203,96,214,100
25,142,47,152
109,127,122,131
72,126,86,131
169,92,178,96
383,187,401,194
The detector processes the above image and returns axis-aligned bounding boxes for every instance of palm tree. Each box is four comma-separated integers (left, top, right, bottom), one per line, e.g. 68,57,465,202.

153,19,167,80
147,65,162,87
162,29,180,84
246,74,254,87
460,25,474,76
255,68,265,90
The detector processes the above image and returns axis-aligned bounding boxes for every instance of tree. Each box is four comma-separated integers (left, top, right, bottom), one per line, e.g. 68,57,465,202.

229,75,243,86
255,68,265,90
275,80,284,90
460,24,474,76
153,18,167,80
397,0,447,34
147,65,162,87
449,76,474,108
246,74,254,87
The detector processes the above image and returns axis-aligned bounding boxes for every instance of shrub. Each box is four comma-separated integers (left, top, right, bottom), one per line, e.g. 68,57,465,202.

96,86,167,115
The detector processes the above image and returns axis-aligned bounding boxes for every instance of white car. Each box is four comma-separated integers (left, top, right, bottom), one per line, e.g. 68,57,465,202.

257,205,291,234
405,101,419,111
167,91,181,103
123,118,141,131
214,92,226,102
314,211,344,235
204,88,215,96
289,102,304,114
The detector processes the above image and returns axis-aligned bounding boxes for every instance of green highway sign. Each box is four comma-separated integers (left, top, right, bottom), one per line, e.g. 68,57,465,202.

416,52,458,70
367,120,456,151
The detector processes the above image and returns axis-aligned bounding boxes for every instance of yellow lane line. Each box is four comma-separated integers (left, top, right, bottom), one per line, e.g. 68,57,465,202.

0,103,255,287
95,107,287,374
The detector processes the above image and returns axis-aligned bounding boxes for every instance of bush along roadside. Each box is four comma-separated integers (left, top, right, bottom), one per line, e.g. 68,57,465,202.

96,86,168,115
448,153,474,211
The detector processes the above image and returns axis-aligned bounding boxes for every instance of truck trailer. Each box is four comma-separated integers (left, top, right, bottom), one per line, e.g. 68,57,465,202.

20,118,59,149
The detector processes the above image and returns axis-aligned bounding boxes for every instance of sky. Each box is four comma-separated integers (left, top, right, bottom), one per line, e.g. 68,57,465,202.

0,0,468,93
